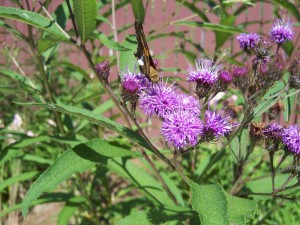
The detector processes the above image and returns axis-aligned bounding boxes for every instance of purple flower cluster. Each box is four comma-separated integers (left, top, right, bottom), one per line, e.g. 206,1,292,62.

162,110,203,149
270,19,293,44
237,33,260,52
262,123,283,141
139,82,178,118
188,59,223,85
176,93,201,116
236,18,294,54
203,111,238,140
121,69,148,93
282,125,300,154
139,81,203,148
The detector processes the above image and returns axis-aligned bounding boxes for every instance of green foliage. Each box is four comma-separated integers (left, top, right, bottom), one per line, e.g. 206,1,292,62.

190,181,257,225
130,0,145,22
22,139,140,216
73,0,97,43
0,6,68,39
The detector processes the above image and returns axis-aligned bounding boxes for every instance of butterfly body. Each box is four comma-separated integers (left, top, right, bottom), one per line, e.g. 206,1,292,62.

134,20,159,83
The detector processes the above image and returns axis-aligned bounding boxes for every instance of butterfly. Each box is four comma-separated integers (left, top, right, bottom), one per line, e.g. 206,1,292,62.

134,20,159,83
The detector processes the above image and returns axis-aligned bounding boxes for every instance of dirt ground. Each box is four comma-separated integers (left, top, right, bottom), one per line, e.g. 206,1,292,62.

20,203,63,225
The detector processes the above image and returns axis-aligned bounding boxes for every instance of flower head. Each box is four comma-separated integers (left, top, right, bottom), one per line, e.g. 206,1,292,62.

282,125,300,154
176,93,201,116
139,82,178,118
232,67,248,78
188,59,223,85
121,70,144,103
236,33,260,52
94,60,110,82
253,38,274,58
263,123,283,140
203,111,238,141
162,110,203,149
219,71,233,83
270,19,294,44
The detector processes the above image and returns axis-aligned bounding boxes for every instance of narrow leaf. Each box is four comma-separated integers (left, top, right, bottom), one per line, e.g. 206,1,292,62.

107,158,174,206
22,139,138,216
98,33,133,51
58,196,86,225
73,0,97,43
0,171,39,192
0,6,68,39
18,102,152,151
173,21,244,33
131,0,145,22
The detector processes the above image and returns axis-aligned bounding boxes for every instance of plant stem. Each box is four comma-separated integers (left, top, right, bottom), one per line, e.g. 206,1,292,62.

66,0,79,39
269,151,276,193
24,1,65,135
111,0,121,79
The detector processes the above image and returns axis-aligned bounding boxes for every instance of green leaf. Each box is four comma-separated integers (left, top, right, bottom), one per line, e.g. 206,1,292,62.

18,102,152,151
37,34,65,53
119,35,138,71
73,0,97,43
1,193,74,217
272,0,300,22
107,158,174,206
175,0,209,22
215,15,236,49
190,181,257,225
98,33,133,51
0,69,41,92
282,41,294,56
0,20,26,40
96,15,113,27
173,21,244,33
22,139,138,216
243,174,298,200
58,196,86,225
0,6,68,39
253,80,285,118
283,90,296,122
131,0,145,22
0,171,39,192
160,172,185,206
115,210,153,225
191,182,229,225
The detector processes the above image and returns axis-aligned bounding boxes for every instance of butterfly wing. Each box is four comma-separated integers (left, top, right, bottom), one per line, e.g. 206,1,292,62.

134,20,159,82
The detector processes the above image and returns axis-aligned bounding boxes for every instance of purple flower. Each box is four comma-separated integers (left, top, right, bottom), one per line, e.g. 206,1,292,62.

121,70,144,102
176,93,201,116
121,70,145,92
94,60,110,81
232,67,248,77
162,110,203,149
188,59,223,85
236,33,260,52
262,123,283,140
282,125,300,154
139,82,178,118
204,111,238,140
219,71,233,83
270,19,293,44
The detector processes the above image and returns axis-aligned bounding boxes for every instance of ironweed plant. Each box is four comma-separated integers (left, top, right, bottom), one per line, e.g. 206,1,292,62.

0,1,300,225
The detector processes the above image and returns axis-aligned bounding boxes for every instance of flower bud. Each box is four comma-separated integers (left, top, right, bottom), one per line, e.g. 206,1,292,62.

94,60,110,83
268,102,285,120
253,38,273,59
